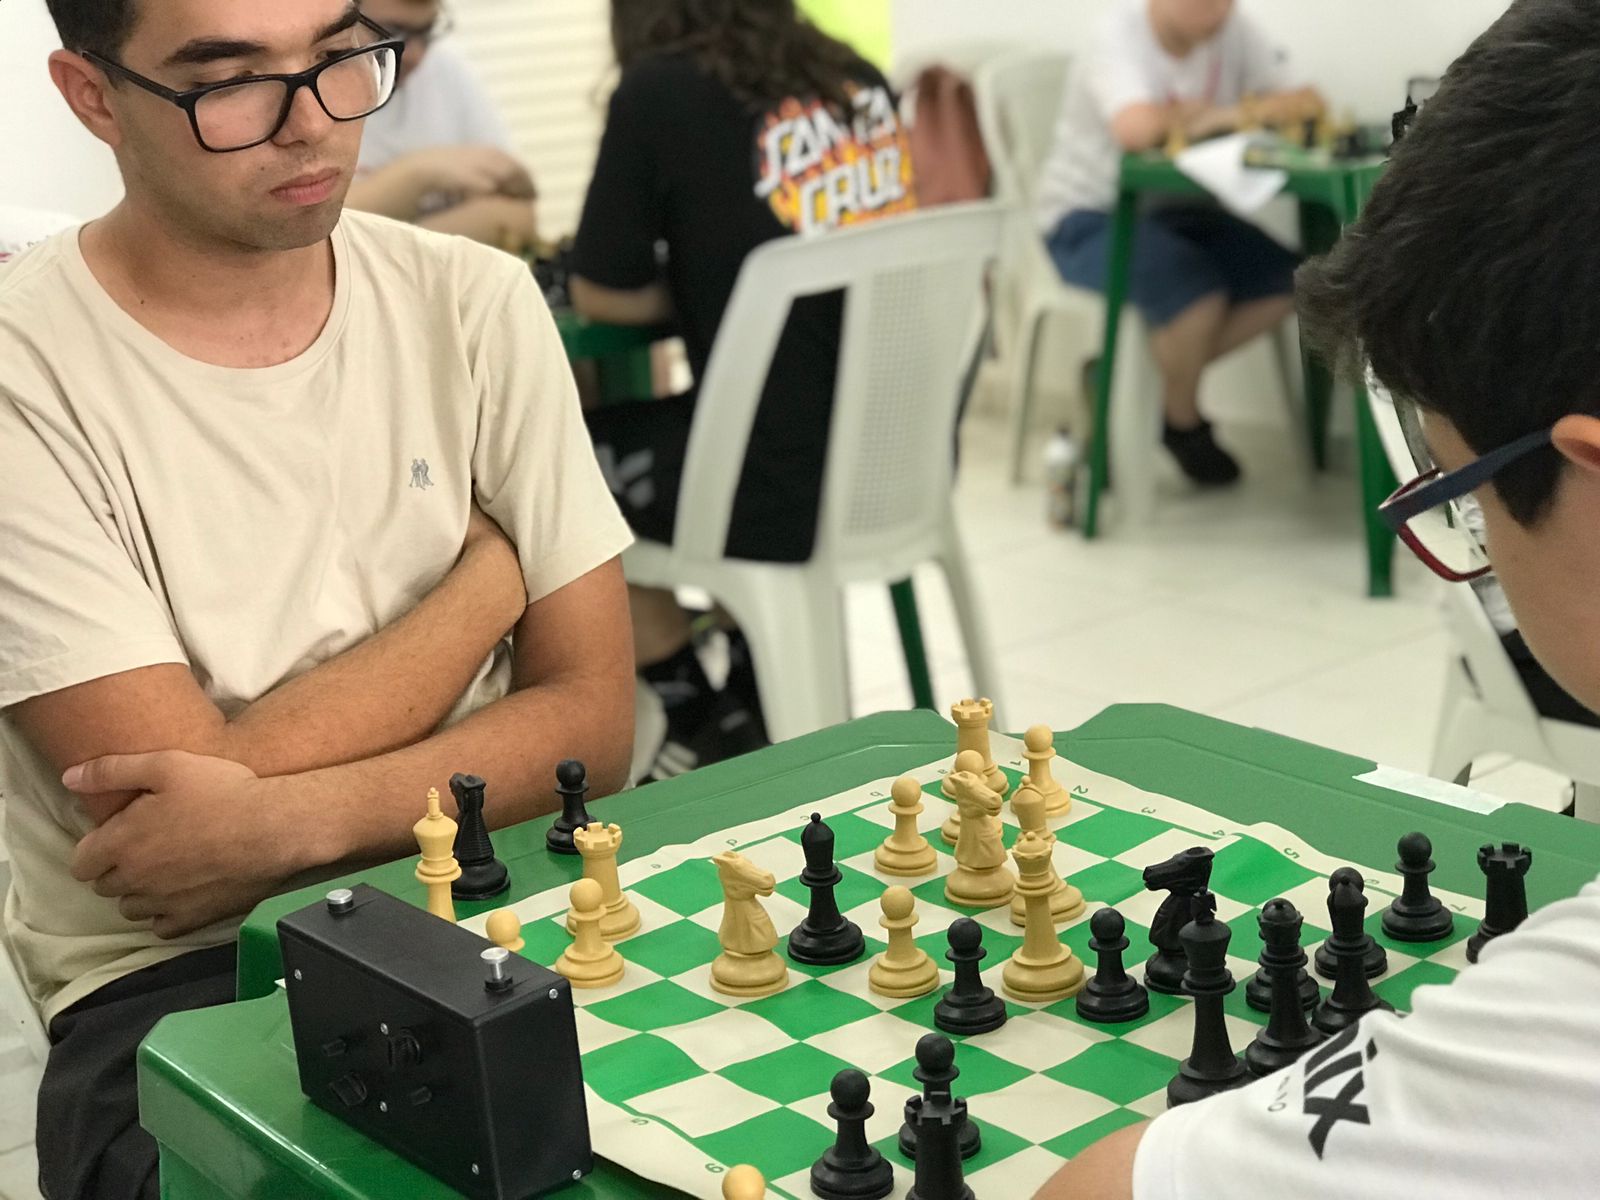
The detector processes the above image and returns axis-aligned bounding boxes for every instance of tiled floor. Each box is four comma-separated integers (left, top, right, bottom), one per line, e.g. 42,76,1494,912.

0,404,1573,1199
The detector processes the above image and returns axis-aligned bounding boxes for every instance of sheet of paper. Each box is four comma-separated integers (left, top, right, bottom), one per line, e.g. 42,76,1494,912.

1173,133,1287,215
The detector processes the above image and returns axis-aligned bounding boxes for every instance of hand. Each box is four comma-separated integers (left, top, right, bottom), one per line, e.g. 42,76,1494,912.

65,751,307,939
461,504,528,627
1257,88,1326,127
406,146,536,203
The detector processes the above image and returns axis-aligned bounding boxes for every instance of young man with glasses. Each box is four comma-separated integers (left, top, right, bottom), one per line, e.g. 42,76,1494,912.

1033,2,1600,1197
345,0,540,250
3,2,633,1196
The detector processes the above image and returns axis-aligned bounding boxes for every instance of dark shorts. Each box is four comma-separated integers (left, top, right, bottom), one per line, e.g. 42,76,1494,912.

1047,206,1299,328
36,944,236,1200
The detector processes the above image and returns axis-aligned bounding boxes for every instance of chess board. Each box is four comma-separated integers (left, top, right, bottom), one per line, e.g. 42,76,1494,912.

460,734,1486,1200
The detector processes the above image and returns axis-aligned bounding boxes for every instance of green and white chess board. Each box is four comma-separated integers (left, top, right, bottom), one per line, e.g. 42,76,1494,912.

460,734,1486,1199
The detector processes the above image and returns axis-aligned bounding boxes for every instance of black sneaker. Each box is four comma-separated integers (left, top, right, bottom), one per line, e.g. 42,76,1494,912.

640,690,770,784
1162,420,1241,486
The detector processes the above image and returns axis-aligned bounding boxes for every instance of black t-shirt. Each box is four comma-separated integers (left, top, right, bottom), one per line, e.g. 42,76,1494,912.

571,52,917,561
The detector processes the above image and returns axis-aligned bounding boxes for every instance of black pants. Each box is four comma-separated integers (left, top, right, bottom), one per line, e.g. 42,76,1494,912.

36,944,237,1200
1502,630,1600,728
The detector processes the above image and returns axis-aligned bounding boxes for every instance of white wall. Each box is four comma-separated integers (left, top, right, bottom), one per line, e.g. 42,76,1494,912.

895,0,1514,122
0,0,124,216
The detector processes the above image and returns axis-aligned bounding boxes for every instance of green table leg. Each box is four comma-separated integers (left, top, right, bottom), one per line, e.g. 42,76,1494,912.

890,578,936,711
1083,187,1140,540
1297,203,1344,472
1354,384,1399,597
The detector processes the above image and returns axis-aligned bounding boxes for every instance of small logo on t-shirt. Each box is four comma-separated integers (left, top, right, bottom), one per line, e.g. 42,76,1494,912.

409,459,435,490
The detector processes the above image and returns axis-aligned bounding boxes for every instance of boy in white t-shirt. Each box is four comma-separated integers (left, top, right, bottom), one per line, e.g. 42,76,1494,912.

1037,1,1600,1197
1036,0,1320,485
344,0,540,250
5,1,633,1196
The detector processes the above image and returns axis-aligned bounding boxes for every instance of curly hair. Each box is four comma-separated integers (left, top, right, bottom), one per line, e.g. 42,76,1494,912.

610,0,862,110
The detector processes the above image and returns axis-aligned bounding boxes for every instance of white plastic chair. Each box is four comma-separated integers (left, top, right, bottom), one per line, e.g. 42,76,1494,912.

1366,386,1600,819
0,859,50,1066
623,204,1009,742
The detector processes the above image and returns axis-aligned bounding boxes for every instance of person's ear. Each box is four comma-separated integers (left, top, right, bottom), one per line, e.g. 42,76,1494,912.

48,50,125,150
1550,414,1600,476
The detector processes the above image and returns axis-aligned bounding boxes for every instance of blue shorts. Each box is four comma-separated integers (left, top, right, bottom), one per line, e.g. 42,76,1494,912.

1047,206,1299,328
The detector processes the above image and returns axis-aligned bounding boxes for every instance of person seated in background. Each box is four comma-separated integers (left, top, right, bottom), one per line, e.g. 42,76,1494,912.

1037,1,1600,1195
344,0,539,251
1036,0,1323,486
568,0,918,781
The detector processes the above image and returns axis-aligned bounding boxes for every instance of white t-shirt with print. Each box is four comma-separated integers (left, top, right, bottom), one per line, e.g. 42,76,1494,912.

1035,0,1289,230
0,212,631,1022
358,44,512,172
1134,875,1600,1199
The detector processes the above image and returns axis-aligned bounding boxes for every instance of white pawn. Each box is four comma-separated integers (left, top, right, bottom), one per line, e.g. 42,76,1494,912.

555,878,625,988
869,886,940,998
722,1165,766,1199
1009,782,1083,927
875,776,938,877
1023,724,1070,818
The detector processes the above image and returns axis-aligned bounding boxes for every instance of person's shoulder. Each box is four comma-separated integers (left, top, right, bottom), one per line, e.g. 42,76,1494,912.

0,229,80,356
339,208,524,294
614,53,711,104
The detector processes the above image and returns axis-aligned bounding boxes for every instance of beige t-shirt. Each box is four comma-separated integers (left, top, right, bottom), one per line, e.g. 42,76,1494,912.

0,211,633,1023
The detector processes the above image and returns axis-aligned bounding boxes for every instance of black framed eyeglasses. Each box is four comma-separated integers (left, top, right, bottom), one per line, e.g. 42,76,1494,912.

82,14,404,154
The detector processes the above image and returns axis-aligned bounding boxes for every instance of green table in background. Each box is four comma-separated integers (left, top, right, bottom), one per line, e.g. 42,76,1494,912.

1082,151,1398,598
139,705,1600,1199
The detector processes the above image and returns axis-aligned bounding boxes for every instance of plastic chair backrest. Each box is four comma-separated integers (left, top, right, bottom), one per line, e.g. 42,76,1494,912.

973,50,1071,207
671,203,1006,572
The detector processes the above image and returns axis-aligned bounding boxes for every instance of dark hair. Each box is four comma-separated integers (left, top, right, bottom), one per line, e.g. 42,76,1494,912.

609,0,861,110
1296,0,1600,526
46,0,139,58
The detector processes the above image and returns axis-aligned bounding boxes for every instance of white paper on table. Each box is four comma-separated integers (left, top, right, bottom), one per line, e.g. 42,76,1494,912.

1173,133,1288,215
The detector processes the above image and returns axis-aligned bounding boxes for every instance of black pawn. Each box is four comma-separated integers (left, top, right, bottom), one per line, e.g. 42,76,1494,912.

899,1034,979,1162
1166,892,1250,1108
905,1093,973,1200
1467,842,1532,963
1312,879,1396,1035
934,918,1007,1035
1141,846,1215,994
1245,900,1325,1077
810,1070,893,1200
1246,900,1321,1014
1314,868,1387,980
788,814,866,965
545,759,594,855
1075,908,1150,1024
449,774,509,901
1382,832,1454,943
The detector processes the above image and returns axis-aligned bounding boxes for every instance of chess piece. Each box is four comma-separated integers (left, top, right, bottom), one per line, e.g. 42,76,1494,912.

898,1034,980,1163
1074,908,1149,1024
1021,724,1070,817
554,878,625,988
869,886,940,999
565,822,641,941
1245,900,1325,1076
546,759,595,855
449,773,509,901
1467,842,1533,963
809,1070,894,1200
1312,879,1396,1035
722,1164,766,1200
1008,782,1082,926
938,750,986,846
485,908,525,953
1382,832,1455,942
1002,831,1085,1003
1246,900,1322,1014
1164,121,1188,157
789,814,866,965
1314,868,1387,980
933,918,1007,1035
941,699,1007,843
1166,893,1250,1108
710,851,789,998
943,770,1015,909
414,787,462,922
906,1096,975,1200
875,776,939,877
1141,846,1214,994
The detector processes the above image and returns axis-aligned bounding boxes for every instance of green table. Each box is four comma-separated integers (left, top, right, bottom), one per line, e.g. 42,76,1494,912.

1083,151,1399,598
140,705,1600,1199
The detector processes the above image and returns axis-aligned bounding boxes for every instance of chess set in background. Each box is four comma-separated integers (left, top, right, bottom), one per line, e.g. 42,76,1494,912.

279,701,1536,1200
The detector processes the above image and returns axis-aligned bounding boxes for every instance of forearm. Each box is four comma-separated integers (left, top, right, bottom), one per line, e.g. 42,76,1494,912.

220,541,523,777
1034,1121,1145,1200
344,161,429,221
419,196,537,250
569,276,674,326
